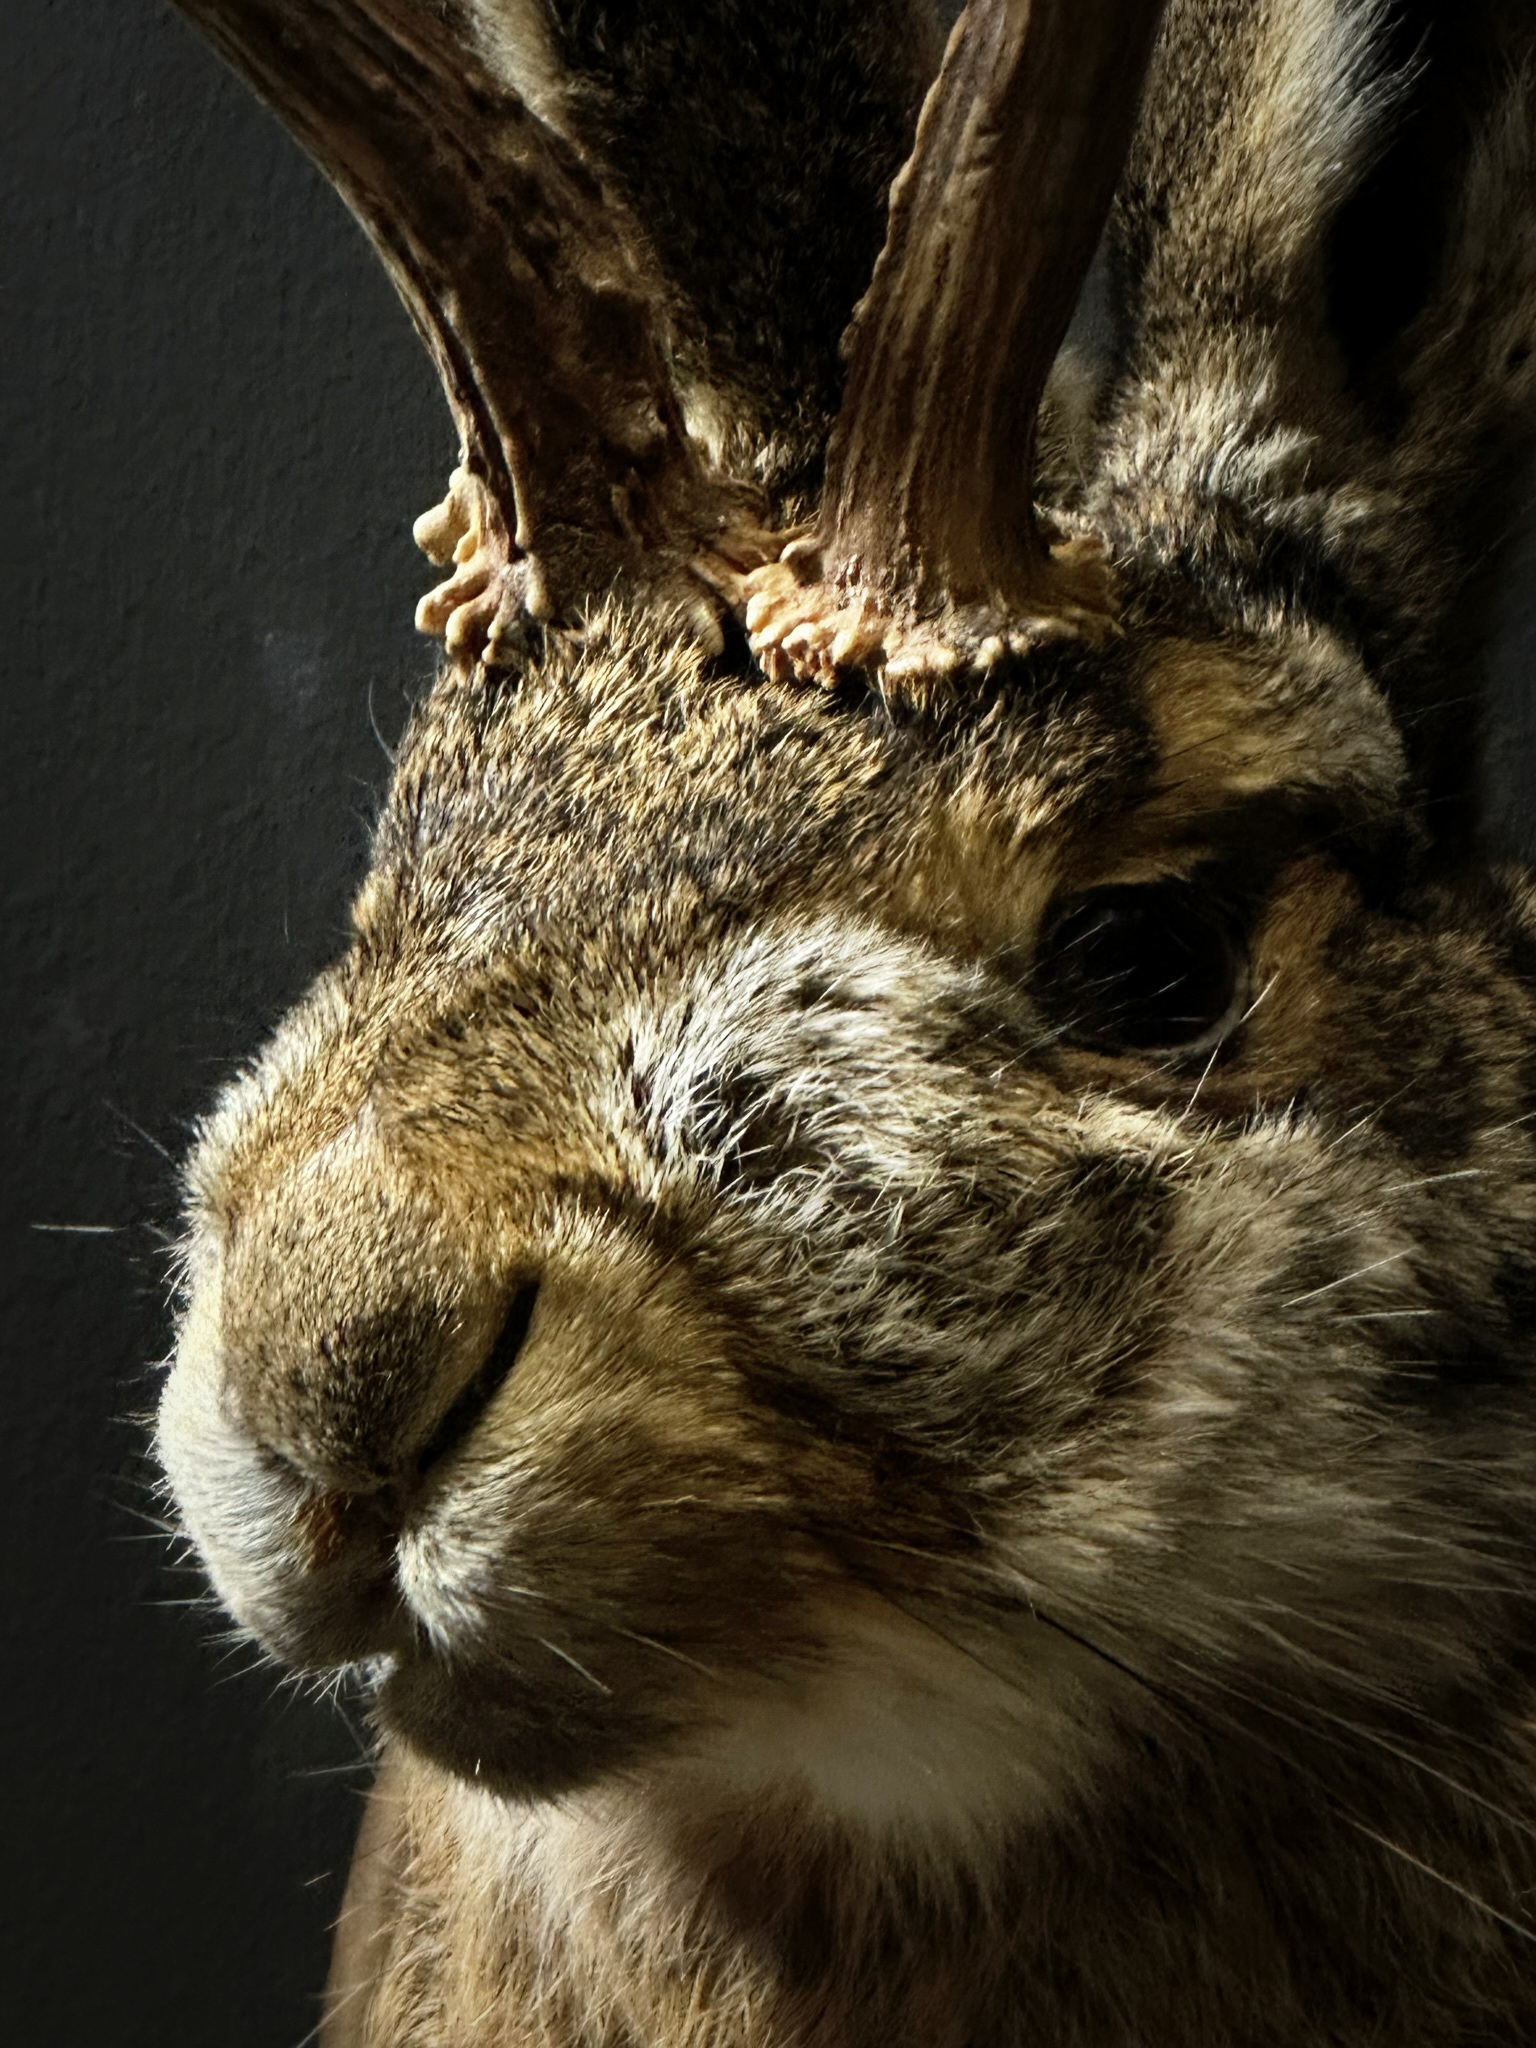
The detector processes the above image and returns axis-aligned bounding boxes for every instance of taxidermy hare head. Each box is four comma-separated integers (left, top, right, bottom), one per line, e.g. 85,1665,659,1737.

156,0,1536,2041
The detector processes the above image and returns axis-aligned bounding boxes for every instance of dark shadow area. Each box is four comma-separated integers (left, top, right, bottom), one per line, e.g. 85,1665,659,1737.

2,3,444,2039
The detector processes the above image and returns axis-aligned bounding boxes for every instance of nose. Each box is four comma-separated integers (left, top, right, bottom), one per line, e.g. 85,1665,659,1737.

216,1128,531,1495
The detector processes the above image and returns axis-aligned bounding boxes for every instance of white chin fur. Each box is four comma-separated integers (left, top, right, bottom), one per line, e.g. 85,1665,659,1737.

672,1591,1114,1843
428,1595,1122,1952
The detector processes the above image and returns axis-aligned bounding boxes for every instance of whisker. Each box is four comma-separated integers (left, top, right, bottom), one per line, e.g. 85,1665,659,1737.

1281,1251,1410,1309
534,1636,612,1695
1343,1819,1536,1946
293,1971,371,2048
865,1584,1044,1701
599,1623,720,1683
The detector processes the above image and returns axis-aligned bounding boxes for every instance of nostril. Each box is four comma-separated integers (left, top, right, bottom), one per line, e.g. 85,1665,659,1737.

417,1281,540,1475
289,1486,387,1573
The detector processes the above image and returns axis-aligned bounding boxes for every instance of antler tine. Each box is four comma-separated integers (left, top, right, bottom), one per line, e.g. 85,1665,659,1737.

747,0,1167,693
174,0,767,665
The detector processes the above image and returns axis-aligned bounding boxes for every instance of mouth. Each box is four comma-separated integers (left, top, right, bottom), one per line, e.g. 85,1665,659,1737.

228,1286,549,1672
372,1629,664,1796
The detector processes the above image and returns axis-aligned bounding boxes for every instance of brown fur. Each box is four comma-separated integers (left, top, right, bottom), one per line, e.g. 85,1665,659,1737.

157,2,1536,2042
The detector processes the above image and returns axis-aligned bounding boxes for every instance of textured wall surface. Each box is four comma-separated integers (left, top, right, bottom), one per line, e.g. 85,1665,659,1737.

2,3,445,2039
3,3,1533,2044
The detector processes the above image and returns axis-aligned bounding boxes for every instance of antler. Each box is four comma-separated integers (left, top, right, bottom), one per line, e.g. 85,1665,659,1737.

173,0,770,665
177,0,1161,686
747,0,1166,692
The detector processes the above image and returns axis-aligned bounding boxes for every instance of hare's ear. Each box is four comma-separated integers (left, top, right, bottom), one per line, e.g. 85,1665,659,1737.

746,0,1166,695
537,1,950,498
175,0,771,664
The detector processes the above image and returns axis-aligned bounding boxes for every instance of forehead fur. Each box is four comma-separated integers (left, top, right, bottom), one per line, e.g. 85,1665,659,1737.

354,600,1404,991
188,597,1410,1239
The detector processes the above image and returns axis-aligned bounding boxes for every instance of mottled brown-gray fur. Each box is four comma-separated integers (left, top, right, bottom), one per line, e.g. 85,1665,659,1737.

156,1,1536,2043
1086,0,1536,813
542,1,947,498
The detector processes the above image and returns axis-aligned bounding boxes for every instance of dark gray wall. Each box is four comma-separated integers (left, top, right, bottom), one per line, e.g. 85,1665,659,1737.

2,3,445,2039
5,5,1535,2046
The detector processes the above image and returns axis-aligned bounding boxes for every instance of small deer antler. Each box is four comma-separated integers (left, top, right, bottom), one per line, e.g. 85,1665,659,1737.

174,0,773,665
747,0,1166,694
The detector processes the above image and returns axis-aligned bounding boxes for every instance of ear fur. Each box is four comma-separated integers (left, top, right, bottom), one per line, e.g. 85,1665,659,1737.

468,1,950,498
1077,0,1536,824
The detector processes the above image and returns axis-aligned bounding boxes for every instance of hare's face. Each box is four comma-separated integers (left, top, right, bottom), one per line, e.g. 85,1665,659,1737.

154,0,1536,2030
159,607,1535,1817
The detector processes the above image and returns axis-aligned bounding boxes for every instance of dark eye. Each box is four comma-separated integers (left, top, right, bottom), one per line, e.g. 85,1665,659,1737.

1034,881,1245,1054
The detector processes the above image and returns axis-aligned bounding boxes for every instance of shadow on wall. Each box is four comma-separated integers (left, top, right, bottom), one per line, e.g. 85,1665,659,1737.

2,4,1533,2047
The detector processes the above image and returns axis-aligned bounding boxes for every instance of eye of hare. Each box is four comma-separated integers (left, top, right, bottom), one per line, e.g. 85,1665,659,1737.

1035,880,1245,1054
